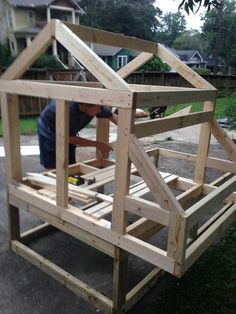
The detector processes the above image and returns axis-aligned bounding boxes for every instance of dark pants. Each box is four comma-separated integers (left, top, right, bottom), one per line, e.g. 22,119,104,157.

38,132,76,169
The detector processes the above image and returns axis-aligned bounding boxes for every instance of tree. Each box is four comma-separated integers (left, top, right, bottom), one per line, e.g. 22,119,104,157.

202,0,236,73
78,0,161,40
173,30,209,55
156,12,187,46
178,0,223,14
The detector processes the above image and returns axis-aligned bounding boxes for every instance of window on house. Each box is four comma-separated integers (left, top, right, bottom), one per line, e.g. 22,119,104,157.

117,55,128,68
27,10,35,24
7,9,13,29
11,41,15,52
62,15,68,21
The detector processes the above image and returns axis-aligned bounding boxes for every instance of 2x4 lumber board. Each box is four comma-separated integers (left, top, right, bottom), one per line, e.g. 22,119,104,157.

194,101,215,184
177,184,202,209
63,208,176,274
112,247,128,311
0,93,22,183
210,172,234,187
89,174,177,220
134,111,214,138
117,52,153,79
123,267,163,312
0,80,133,109
0,22,54,80
64,21,158,53
129,135,184,214
125,196,170,226
167,213,187,264
134,89,216,108
25,173,113,203
20,223,55,244
96,118,110,160
211,118,236,162
186,201,234,247
157,44,215,90
55,20,130,91
80,164,137,190
41,81,103,88
157,148,236,173
11,240,113,312
10,194,114,257
130,84,203,92
112,108,135,234
9,183,176,273
184,203,236,273
127,218,164,240
85,172,172,217
68,163,99,175
186,175,236,228
8,204,21,241
56,100,69,208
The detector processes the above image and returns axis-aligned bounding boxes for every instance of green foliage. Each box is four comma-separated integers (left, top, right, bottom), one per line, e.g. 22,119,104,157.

178,0,223,14
202,0,236,69
78,0,161,40
32,54,65,69
173,30,209,55
0,40,11,66
156,11,187,46
138,55,170,72
193,67,211,75
224,92,236,129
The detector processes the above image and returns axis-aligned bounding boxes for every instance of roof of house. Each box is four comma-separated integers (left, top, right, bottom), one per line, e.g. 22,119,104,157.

14,26,41,36
91,43,139,58
6,0,82,10
168,48,205,63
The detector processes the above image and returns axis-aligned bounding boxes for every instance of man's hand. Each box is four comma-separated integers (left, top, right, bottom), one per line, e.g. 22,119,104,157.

96,141,113,153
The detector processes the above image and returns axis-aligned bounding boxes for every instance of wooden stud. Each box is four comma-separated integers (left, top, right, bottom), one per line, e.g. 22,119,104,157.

134,111,214,138
0,80,133,109
56,99,69,208
0,93,22,182
194,101,215,184
129,135,184,214
55,20,131,91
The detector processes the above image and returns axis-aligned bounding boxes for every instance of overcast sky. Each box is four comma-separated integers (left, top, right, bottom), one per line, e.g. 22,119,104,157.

155,0,206,30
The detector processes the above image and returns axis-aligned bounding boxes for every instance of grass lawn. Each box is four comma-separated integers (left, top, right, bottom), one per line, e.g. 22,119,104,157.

145,222,236,314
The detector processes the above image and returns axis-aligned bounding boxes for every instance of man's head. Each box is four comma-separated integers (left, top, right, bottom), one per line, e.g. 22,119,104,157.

78,103,101,116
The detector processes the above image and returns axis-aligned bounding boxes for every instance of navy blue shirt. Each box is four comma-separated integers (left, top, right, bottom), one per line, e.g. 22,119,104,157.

37,99,112,150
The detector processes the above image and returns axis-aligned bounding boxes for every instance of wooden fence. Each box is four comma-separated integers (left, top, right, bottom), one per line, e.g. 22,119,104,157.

1,68,236,117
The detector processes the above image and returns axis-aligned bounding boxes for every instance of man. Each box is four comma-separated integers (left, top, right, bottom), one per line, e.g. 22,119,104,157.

37,99,117,169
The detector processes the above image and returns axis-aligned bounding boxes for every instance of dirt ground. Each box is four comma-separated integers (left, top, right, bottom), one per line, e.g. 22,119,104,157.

0,124,232,314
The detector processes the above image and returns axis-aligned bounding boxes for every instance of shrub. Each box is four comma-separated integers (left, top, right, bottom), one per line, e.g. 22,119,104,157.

0,40,11,66
32,54,65,69
194,68,211,75
138,55,170,72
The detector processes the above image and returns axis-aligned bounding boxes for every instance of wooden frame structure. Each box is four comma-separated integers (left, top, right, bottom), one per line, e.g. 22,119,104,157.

0,20,236,313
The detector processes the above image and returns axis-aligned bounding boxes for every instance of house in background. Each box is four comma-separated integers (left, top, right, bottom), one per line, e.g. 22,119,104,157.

205,56,226,74
91,43,139,72
0,0,83,64
168,48,207,70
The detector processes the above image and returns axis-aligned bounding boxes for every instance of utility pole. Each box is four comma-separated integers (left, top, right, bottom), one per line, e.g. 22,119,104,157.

213,0,224,75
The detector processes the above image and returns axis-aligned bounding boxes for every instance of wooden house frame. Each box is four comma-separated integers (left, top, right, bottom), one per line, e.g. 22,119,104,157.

0,20,236,313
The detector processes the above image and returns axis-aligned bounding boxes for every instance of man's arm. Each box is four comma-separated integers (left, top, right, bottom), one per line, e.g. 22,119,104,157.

109,112,118,125
69,136,113,154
